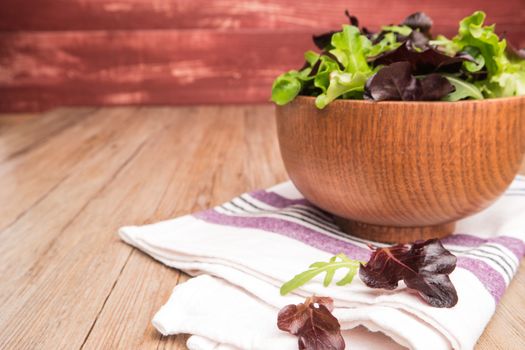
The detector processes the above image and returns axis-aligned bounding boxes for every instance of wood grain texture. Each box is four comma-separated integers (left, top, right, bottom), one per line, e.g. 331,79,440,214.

0,0,523,32
0,30,310,112
0,106,523,350
276,96,525,242
0,0,524,112
0,113,38,131
0,107,94,161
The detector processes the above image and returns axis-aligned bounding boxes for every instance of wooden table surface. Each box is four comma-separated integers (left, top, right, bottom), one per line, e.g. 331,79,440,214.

0,106,524,350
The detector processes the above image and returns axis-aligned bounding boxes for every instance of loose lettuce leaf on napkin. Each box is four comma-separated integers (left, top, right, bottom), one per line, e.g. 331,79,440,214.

278,296,345,350
280,238,458,308
359,239,458,308
280,254,361,295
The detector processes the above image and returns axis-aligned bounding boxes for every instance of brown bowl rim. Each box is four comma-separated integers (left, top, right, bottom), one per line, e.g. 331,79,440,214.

288,94,525,107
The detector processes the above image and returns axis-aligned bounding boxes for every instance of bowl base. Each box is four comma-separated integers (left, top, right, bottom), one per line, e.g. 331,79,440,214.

334,217,455,244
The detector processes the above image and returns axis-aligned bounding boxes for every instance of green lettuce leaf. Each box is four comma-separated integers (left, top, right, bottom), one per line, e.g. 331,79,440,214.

381,25,413,37
304,50,320,66
330,25,372,74
280,254,361,295
313,55,344,93
488,53,525,97
453,11,506,76
485,71,525,97
429,35,460,56
462,46,485,73
315,71,369,108
446,11,524,98
443,76,484,101
270,10,524,108
271,69,311,106
367,32,402,57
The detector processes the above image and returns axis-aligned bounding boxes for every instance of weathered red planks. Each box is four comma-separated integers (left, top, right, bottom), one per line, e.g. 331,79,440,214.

0,0,523,31
1,28,524,112
0,0,523,112
0,30,312,111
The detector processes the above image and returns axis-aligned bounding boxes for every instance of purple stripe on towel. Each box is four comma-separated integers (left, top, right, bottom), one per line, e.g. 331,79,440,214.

251,189,525,258
443,234,525,260
195,209,508,301
457,257,506,302
194,209,371,261
249,190,310,208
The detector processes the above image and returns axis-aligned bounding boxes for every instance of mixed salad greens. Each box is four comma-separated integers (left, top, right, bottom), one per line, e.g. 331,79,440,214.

271,11,525,109
277,239,458,350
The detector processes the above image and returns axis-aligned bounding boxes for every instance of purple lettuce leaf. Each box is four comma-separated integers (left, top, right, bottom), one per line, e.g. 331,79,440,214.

369,41,474,75
402,12,433,36
364,61,454,101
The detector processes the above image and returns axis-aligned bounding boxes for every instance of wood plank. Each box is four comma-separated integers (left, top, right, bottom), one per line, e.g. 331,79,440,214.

0,0,523,31
80,251,190,350
87,115,525,350
0,108,138,232
441,160,522,349
78,109,525,350
0,113,38,131
477,261,525,349
1,26,524,113
0,107,523,350
80,108,276,349
0,107,221,349
0,107,186,299
0,107,94,161
81,105,287,349
0,30,312,112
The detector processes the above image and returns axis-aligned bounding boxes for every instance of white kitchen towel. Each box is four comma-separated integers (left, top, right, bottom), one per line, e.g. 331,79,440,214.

119,176,525,350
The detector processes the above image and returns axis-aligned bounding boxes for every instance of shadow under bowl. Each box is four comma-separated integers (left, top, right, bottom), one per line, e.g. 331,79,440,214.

276,95,525,243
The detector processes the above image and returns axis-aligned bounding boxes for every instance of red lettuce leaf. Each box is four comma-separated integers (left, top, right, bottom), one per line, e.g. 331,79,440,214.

369,40,473,75
402,12,433,36
361,26,375,39
373,12,432,46
407,30,430,50
277,296,345,350
313,31,340,51
344,9,359,27
419,74,456,100
364,62,454,101
359,239,458,308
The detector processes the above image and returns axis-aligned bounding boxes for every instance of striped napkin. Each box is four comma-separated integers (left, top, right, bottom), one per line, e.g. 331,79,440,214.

119,176,525,350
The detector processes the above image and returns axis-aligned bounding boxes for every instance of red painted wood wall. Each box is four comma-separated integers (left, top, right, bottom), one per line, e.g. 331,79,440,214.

0,0,524,112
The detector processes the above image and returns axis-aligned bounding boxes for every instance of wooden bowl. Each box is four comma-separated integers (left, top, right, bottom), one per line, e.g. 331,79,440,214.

276,96,525,243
